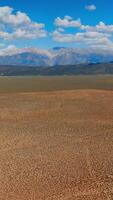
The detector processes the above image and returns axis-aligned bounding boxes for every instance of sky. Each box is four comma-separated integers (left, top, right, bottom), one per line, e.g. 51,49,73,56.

0,0,113,53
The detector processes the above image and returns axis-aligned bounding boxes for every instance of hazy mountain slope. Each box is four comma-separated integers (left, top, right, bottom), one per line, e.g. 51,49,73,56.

0,52,51,66
0,47,113,66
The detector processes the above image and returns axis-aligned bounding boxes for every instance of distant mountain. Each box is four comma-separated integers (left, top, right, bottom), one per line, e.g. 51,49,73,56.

0,47,113,66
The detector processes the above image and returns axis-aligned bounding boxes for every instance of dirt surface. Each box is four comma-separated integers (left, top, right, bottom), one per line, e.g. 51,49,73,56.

0,90,113,200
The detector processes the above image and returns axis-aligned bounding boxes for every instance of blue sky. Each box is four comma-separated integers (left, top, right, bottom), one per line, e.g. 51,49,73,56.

0,0,113,52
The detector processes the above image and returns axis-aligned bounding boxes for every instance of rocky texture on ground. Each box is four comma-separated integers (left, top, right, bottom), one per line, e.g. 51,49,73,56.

0,90,113,200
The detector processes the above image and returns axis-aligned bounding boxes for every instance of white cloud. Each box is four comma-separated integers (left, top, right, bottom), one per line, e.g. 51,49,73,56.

53,32,113,50
0,45,18,55
55,18,113,35
1,6,113,52
52,16,113,49
85,5,96,11
0,6,47,40
55,16,82,28
0,7,30,26
81,22,113,35
52,29,112,45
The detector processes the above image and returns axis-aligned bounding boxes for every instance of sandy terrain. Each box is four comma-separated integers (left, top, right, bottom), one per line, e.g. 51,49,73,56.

0,90,113,200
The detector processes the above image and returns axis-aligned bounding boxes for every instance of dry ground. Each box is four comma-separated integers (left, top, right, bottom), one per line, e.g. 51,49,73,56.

0,90,113,200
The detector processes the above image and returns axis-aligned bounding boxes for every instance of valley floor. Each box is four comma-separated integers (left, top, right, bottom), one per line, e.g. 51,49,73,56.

0,75,113,93
0,90,113,199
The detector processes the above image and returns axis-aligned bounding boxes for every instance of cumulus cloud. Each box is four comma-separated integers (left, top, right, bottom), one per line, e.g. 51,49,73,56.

52,29,112,46
85,4,96,11
0,6,47,40
52,16,113,49
0,45,18,55
55,16,82,28
1,6,113,52
83,22,113,33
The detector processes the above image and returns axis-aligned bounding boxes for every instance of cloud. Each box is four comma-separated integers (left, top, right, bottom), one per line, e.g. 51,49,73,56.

0,6,47,40
0,6,113,52
85,4,96,11
0,6,30,26
52,16,113,49
0,45,18,55
55,16,82,28
83,22,113,33
52,31,113,50
52,29,111,45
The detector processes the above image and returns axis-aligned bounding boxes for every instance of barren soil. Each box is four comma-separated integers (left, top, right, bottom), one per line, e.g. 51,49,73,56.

0,90,113,200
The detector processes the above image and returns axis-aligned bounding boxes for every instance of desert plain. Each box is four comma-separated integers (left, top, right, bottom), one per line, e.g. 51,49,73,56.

0,76,113,200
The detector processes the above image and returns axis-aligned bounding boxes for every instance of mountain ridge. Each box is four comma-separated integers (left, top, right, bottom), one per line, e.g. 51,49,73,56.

0,47,113,66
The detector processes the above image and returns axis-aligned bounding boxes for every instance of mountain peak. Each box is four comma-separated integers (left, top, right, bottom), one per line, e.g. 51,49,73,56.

0,47,113,66
52,47,67,51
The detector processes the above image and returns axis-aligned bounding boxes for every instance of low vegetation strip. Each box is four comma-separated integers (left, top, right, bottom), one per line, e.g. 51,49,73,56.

0,75,113,93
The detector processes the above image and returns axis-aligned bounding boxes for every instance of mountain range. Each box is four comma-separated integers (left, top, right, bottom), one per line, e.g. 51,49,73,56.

0,47,113,75
0,47,113,67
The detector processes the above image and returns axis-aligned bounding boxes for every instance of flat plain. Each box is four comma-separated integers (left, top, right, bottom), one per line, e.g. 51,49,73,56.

0,75,113,92
0,76,113,200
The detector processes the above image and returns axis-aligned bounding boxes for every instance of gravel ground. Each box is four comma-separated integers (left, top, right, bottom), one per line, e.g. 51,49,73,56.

0,90,113,200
